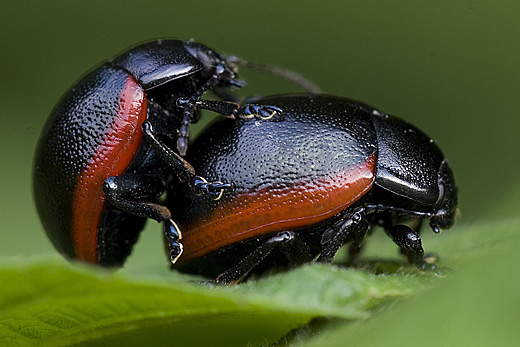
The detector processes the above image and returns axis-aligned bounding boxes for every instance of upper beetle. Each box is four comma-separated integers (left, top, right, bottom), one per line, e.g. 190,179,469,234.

167,94,458,284
33,39,316,267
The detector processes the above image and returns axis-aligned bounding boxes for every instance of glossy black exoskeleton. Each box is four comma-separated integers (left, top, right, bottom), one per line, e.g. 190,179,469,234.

167,94,458,283
33,39,318,267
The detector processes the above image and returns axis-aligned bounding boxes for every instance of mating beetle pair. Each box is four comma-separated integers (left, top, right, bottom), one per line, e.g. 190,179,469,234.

33,39,457,282
33,39,292,266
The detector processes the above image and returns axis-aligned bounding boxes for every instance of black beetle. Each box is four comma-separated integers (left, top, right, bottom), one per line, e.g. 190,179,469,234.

33,39,318,266
167,94,458,284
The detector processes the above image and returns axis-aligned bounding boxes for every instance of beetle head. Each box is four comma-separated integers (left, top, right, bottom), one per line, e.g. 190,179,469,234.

184,41,245,90
429,160,458,232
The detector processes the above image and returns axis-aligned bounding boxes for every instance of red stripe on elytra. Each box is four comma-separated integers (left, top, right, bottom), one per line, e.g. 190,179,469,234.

180,154,376,261
72,77,147,263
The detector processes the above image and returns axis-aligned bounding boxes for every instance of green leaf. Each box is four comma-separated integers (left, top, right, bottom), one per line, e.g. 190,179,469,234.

299,218,520,347
0,259,427,346
1,217,518,346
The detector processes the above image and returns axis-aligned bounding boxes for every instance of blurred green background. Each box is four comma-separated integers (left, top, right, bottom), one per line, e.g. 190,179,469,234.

1,0,519,345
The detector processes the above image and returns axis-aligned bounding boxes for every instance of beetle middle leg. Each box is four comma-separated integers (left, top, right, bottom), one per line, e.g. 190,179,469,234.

216,231,311,285
317,206,370,264
142,121,232,198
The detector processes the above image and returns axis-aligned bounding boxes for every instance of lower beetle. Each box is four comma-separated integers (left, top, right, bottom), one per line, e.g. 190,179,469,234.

167,94,458,284
33,39,317,267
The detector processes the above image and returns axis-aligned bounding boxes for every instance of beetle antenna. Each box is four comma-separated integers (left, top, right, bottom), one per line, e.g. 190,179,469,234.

226,56,323,94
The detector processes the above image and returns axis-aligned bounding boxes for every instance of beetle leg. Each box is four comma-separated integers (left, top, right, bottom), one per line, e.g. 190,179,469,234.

164,219,183,264
102,173,170,222
386,225,424,264
103,173,186,263
192,176,232,201
177,98,241,118
216,231,307,285
279,234,313,265
177,97,284,121
317,206,369,263
176,77,223,156
142,121,196,181
407,217,439,263
143,121,232,198
237,104,284,121
385,224,442,273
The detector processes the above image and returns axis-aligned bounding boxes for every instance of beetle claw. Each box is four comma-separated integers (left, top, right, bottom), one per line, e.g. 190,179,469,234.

238,104,284,121
164,219,183,264
177,137,188,157
193,176,231,200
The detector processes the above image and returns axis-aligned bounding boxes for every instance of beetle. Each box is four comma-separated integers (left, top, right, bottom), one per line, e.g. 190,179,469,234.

167,94,458,284
33,39,317,267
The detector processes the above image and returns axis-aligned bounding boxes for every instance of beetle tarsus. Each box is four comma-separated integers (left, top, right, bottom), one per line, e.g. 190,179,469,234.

177,136,188,157
192,176,232,200
177,97,284,121
238,104,284,121
430,220,442,234
164,219,183,264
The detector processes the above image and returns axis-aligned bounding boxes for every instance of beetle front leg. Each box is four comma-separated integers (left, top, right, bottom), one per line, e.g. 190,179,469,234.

386,225,424,264
177,98,284,121
236,104,283,121
177,98,241,118
175,78,224,156
385,224,440,272
175,96,283,155
175,71,245,155
192,176,231,201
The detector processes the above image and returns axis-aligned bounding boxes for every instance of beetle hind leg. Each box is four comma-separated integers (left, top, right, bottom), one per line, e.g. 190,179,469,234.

102,173,170,221
102,173,185,262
